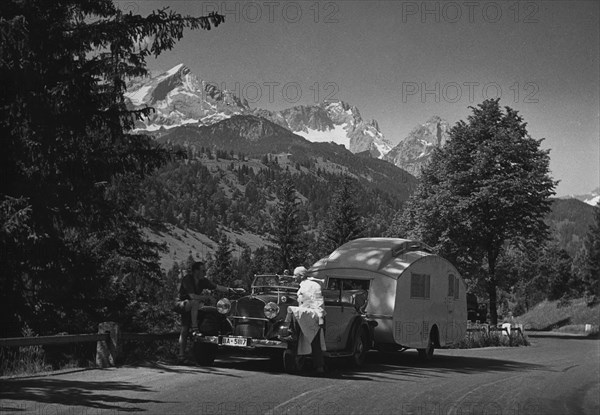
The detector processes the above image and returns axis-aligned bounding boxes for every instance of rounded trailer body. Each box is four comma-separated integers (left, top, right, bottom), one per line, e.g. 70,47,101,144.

309,238,467,350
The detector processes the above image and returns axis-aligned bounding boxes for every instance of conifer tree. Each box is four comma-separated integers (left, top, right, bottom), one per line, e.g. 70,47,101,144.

211,233,234,286
0,0,225,335
322,177,365,253
269,178,306,272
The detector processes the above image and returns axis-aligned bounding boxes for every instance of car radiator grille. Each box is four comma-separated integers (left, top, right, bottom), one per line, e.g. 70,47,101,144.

232,319,266,338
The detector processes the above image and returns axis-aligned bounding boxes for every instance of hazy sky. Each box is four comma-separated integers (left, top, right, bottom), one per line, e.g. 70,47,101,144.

120,0,599,197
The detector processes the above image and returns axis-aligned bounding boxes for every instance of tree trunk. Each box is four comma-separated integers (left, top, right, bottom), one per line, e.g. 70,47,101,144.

488,283,498,326
488,254,498,325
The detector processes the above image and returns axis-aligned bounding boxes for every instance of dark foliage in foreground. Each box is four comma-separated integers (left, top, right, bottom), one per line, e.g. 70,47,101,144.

0,0,224,336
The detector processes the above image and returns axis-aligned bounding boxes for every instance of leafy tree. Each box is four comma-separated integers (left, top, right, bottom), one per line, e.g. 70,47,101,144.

497,237,578,317
268,178,306,272
0,1,224,335
538,242,573,301
321,177,366,253
574,202,600,299
392,99,556,324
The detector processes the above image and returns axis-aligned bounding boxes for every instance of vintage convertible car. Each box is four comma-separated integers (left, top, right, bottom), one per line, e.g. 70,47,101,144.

192,274,376,372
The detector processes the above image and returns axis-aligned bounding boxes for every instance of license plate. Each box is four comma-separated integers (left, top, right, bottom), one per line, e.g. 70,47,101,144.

221,336,248,347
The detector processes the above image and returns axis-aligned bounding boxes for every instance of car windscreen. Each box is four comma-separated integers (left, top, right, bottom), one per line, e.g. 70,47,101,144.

252,275,299,292
326,277,371,291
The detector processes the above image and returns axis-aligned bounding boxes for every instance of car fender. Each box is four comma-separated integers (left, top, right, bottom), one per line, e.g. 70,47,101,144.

197,306,233,335
345,316,373,352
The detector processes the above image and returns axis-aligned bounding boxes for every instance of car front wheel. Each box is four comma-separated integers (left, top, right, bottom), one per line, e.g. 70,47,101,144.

193,342,217,366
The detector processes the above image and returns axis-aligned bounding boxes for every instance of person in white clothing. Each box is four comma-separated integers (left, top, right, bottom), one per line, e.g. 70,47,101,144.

293,266,326,374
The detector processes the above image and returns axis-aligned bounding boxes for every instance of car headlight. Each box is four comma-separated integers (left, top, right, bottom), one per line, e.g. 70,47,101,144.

263,302,280,319
217,298,231,314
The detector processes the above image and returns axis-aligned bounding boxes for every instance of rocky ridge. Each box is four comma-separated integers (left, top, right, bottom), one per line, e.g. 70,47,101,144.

125,64,393,158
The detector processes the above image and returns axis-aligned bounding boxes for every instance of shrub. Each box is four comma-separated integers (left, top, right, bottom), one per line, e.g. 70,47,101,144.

453,329,530,349
0,326,50,377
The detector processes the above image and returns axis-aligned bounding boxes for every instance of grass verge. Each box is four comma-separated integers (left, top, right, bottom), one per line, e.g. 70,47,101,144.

514,298,600,334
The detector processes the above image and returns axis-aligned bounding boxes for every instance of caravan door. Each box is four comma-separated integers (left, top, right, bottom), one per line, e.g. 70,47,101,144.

444,273,459,343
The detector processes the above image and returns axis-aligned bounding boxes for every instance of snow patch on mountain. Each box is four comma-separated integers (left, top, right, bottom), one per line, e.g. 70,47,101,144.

125,85,153,106
585,195,600,206
295,124,350,148
165,63,185,76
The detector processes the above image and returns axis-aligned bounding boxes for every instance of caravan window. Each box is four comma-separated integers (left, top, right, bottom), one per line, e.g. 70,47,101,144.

448,274,460,299
448,274,455,298
410,273,430,299
454,276,460,300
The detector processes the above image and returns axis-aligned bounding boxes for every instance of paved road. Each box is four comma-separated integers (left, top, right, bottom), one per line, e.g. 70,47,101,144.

1,337,598,414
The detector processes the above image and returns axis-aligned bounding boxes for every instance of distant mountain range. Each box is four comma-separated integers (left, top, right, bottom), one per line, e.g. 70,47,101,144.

125,64,600,210
125,64,393,159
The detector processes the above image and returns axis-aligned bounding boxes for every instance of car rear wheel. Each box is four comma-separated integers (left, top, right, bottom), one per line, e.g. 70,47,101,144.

351,327,369,367
193,342,217,366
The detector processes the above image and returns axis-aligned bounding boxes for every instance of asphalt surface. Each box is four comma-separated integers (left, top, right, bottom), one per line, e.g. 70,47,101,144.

1,337,598,415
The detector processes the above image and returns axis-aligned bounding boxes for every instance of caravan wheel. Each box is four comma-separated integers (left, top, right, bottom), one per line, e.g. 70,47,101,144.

417,341,434,361
417,328,437,361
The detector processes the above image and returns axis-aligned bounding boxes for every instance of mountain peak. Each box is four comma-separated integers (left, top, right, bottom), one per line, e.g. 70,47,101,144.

164,63,188,77
124,64,250,131
384,116,451,176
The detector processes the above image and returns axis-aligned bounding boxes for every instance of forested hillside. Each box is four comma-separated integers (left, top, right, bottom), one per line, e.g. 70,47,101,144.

546,198,596,256
138,135,417,275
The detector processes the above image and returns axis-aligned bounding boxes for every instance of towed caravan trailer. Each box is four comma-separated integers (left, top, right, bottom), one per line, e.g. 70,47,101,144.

308,237,467,359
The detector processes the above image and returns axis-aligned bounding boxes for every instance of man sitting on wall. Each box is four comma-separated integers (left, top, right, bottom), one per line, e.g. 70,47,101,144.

174,261,230,364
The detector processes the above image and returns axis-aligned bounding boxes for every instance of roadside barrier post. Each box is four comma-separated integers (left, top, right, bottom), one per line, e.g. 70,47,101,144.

96,322,121,367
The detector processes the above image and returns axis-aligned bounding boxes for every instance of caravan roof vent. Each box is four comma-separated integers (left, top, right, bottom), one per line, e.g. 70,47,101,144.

391,240,433,257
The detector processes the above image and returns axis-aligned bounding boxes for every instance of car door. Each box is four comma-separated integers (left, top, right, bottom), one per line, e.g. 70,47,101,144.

323,288,349,351
322,278,369,351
